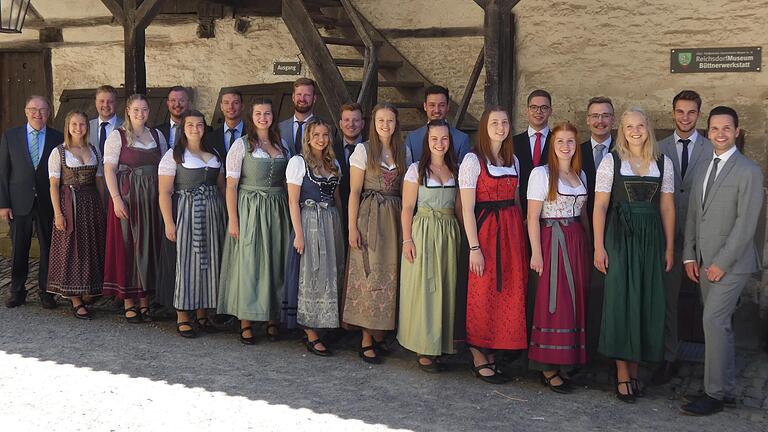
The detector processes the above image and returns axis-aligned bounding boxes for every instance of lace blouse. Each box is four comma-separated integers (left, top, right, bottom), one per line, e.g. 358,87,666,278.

458,152,519,189
48,146,103,178
595,153,674,194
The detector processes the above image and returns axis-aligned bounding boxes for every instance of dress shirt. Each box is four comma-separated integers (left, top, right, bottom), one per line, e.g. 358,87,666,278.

673,130,699,168
169,120,179,147
224,120,244,151
292,113,314,141
701,144,737,201
98,115,119,144
343,135,362,163
26,123,46,166
528,125,550,154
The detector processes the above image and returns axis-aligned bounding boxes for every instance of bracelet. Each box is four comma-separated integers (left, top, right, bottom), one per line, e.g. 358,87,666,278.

403,239,414,245
469,245,481,252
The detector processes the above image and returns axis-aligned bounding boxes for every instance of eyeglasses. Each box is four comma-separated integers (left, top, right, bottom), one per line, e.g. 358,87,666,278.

25,108,50,115
528,105,551,113
588,113,614,121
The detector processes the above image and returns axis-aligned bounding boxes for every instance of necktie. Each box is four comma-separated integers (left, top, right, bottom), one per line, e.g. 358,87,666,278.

227,128,237,150
294,121,305,155
703,157,720,208
170,124,178,148
99,121,109,156
345,143,356,164
30,130,41,169
593,143,606,170
533,132,543,166
679,138,691,179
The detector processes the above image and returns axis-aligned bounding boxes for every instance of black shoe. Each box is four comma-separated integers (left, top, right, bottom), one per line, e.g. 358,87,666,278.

541,372,573,394
72,304,92,321
5,294,26,308
682,393,737,407
307,338,332,357
138,306,153,322
124,306,142,324
195,317,219,333
240,326,256,345
631,378,645,397
680,394,724,416
373,338,391,356
264,323,279,342
488,362,512,383
39,293,58,309
616,381,636,403
417,356,445,373
359,345,380,364
651,361,679,385
471,362,507,384
176,321,197,339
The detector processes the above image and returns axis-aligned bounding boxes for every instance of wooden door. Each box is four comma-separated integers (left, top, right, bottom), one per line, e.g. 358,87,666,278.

0,50,53,137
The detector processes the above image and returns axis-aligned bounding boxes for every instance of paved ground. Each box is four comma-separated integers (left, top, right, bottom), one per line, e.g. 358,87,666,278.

1,259,767,431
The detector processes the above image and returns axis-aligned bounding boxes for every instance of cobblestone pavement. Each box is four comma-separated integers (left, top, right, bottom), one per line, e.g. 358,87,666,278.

1,258,766,431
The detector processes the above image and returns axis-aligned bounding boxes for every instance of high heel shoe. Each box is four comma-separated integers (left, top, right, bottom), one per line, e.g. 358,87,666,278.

240,326,256,345
616,381,636,403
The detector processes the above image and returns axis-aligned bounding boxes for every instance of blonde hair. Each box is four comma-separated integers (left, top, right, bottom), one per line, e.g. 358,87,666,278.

63,111,89,150
614,107,660,176
122,93,149,147
301,119,339,177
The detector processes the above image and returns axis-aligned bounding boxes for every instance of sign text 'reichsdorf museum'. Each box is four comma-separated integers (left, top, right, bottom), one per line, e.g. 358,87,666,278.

671,47,761,73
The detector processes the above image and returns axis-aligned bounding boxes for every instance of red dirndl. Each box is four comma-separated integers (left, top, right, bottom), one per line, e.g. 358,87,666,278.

465,161,528,350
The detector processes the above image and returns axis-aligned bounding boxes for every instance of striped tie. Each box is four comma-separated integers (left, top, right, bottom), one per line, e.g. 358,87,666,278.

30,130,41,169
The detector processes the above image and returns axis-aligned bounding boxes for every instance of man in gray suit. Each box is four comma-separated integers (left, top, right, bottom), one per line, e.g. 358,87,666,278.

0,95,64,309
680,106,763,416
278,77,318,156
89,85,123,161
404,85,470,163
653,90,713,385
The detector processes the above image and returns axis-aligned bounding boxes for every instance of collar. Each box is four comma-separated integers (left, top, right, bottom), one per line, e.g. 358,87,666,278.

26,123,46,134
170,119,179,128
673,129,699,144
343,135,362,147
591,135,612,150
225,120,244,132
293,113,314,124
528,125,549,138
98,115,117,126
712,145,738,164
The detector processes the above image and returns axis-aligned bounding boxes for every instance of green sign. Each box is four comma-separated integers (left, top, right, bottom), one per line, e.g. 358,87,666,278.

671,47,761,73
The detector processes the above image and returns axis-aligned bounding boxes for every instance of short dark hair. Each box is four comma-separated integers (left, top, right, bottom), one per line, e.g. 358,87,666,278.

424,85,449,102
672,90,702,111
168,86,190,98
587,96,613,111
340,102,362,115
707,106,739,129
95,85,118,99
527,89,552,105
293,77,317,92
221,89,243,102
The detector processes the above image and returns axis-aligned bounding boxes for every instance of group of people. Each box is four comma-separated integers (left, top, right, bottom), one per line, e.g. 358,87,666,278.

0,79,762,417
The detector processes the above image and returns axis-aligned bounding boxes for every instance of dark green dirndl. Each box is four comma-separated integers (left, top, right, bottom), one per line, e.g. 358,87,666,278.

598,152,667,363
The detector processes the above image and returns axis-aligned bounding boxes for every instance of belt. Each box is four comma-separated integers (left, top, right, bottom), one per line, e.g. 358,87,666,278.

475,199,515,292
542,217,578,315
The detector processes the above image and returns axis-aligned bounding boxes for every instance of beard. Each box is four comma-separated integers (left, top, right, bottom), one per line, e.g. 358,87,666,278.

294,103,312,114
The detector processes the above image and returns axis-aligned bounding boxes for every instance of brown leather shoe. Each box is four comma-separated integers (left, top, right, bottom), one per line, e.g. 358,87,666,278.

5,294,26,308
39,293,58,309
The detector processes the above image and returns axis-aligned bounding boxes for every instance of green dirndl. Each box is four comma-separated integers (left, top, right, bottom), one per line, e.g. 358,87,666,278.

397,182,459,356
598,153,667,363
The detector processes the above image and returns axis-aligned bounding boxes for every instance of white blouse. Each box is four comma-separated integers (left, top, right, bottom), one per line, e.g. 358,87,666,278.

48,146,103,178
286,155,342,186
458,152,519,189
527,166,588,218
226,137,286,179
403,162,456,187
349,143,398,171
102,128,167,165
157,149,222,177
595,153,674,194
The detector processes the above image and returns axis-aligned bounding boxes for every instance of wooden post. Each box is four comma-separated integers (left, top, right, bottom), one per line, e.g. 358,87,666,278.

102,0,165,95
476,0,518,114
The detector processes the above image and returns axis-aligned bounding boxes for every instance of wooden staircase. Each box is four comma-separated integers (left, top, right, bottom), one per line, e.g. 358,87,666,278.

282,0,477,132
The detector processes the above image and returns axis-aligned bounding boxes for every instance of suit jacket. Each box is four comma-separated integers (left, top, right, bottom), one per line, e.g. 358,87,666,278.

580,137,615,221
88,116,123,162
404,124,471,163
204,124,244,163
0,125,64,216
683,149,763,274
513,130,551,215
659,133,713,242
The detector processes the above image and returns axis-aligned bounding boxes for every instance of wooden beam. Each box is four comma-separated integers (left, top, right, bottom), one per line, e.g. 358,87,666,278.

101,0,126,26
473,0,489,7
453,47,484,129
482,0,514,114
135,0,166,30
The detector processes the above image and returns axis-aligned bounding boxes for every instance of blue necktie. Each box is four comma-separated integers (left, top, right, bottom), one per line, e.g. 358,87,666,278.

30,130,41,169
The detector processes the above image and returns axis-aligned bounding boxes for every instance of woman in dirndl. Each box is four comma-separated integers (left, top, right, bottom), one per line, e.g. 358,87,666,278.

593,108,675,402
158,110,227,338
46,110,105,320
398,119,461,372
527,122,590,393
102,94,167,323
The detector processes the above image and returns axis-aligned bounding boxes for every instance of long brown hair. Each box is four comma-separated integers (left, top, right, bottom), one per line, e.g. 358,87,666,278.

366,103,405,176
173,110,220,164
301,118,340,177
474,106,514,166
417,119,458,184
63,110,90,150
545,122,582,201
244,97,284,155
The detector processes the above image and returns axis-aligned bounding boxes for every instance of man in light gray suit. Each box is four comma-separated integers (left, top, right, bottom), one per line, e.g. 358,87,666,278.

89,85,123,161
279,77,319,156
680,106,763,416
653,90,713,385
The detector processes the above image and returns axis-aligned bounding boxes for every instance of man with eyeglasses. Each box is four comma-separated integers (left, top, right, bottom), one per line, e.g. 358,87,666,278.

156,86,191,149
513,89,553,215
0,95,64,309
581,96,616,220
653,90,713,386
